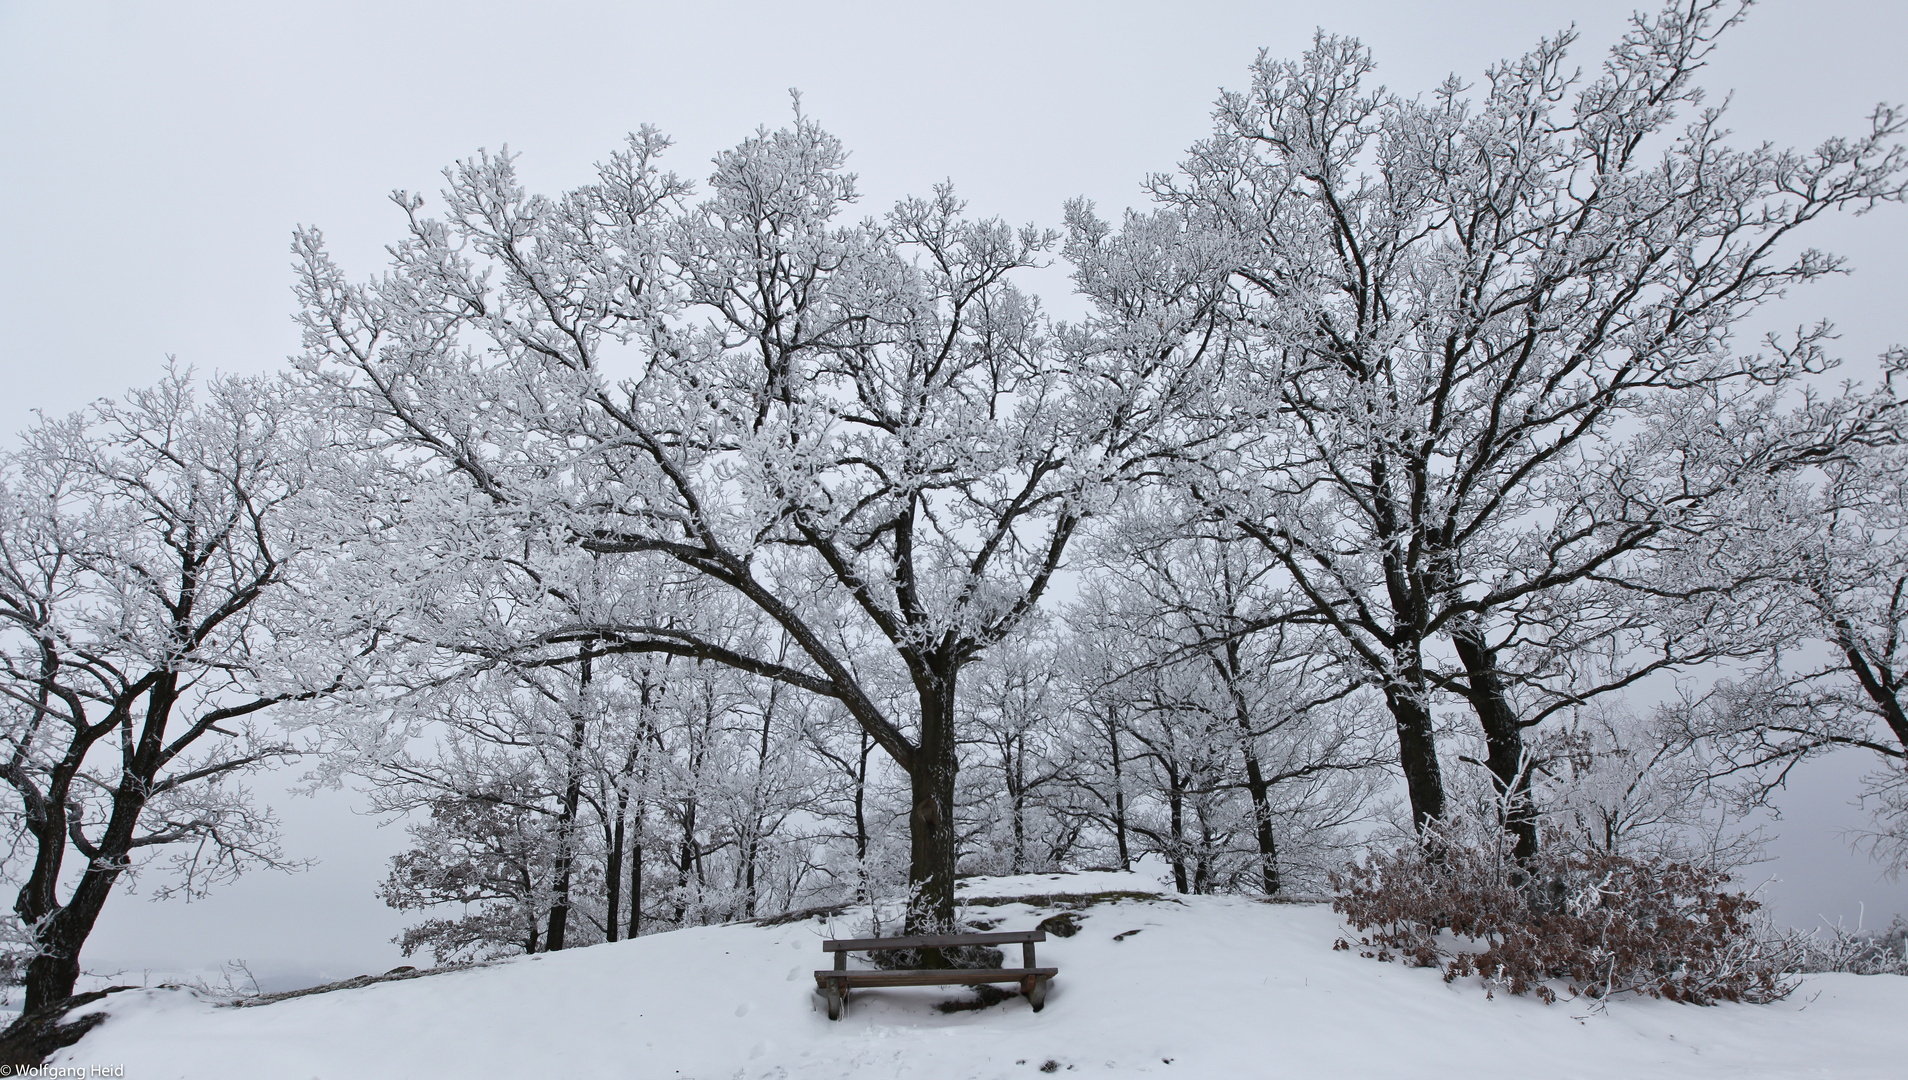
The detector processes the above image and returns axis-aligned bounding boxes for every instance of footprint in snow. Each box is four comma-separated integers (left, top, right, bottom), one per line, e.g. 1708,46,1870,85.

736,1001,751,1017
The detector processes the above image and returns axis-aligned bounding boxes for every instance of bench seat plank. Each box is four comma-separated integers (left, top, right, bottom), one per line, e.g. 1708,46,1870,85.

822,930,1045,952
814,966,1058,989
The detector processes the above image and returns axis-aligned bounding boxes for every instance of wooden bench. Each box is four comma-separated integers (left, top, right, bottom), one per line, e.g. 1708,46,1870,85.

814,930,1057,1020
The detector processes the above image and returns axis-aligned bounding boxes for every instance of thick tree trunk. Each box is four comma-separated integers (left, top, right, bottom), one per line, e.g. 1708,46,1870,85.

1240,751,1282,896
1384,646,1446,835
21,880,112,1013
905,663,960,939
17,683,175,1011
1450,625,1537,863
545,789,581,949
905,762,958,934
13,800,78,1012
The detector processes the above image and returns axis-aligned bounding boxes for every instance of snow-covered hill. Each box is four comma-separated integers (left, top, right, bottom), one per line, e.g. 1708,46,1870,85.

50,871,1908,1078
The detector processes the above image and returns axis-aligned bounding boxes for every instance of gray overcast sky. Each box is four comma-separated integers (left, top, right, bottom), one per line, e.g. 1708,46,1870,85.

4,0,1907,990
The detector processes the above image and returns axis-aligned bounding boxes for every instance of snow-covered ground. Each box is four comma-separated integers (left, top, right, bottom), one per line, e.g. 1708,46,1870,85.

48,871,1908,1079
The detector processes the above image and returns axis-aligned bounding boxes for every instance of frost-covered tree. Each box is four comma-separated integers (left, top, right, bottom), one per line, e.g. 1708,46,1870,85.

957,633,1082,875
1687,401,1908,871
380,777,553,961
0,372,363,1010
1050,639,1142,873
310,536,836,950
1077,1,1906,852
1530,699,1763,869
364,640,838,959
1058,521,1389,894
294,110,1195,931
289,369,849,949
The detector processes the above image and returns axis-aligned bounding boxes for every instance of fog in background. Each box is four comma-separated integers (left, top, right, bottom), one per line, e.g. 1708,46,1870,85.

3,0,1905,991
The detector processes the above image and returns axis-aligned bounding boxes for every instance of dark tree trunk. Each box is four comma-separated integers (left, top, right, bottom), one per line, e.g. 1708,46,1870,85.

1194,814,1215,894
627,813,644,941
625,674,661,941
545,806,580,949
1450,625,1538,862
1167,762,1189,894
21,879,114,1014
1831,616,1908,752
1007,733,1028,873
673,798,696,926
544,646,593,952
905,661,960,939
1385,645,1447,835
742,685,777,919
16,678,183,1012
521,866,540,955
1219,644,1281,895
1240,750,1282,896
604,808,625,943
853,731,871,900
603,735,645,944
673,685,716,927
1370,461,1448,839
1107,712,1131,871
741,830,760,919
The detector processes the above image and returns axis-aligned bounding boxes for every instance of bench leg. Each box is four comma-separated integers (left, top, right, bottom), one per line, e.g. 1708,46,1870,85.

1027,976,1049,1012
824,981,844,1021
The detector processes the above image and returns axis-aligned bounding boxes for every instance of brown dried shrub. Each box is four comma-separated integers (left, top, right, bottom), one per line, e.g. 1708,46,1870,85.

1330,815,1793,1005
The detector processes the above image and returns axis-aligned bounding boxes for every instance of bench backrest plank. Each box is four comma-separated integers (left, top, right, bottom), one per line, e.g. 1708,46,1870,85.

822,930,1045,952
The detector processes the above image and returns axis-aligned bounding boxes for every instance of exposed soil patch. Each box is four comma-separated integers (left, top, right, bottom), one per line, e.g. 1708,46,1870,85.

1037,912,1083,938
0,986,135,1067
234,963,486,1007
754,902,852,927
961,890,1181,909
869,944,1006,970
934,984,1019,1013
